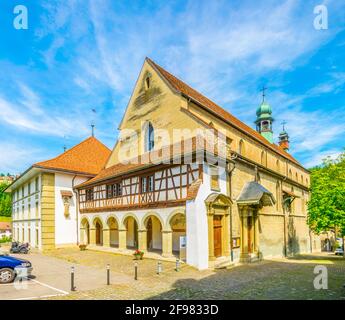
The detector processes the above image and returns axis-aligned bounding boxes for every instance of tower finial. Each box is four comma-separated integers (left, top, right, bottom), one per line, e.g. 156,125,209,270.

261,85,268,103
281,120,287,131
91,108,96,137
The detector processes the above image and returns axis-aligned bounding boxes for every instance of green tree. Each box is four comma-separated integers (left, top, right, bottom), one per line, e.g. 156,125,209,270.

308,151,345,240
0,181,12,217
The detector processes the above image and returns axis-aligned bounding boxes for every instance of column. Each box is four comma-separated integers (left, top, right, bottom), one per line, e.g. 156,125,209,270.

103,228,111,247
240,209,249,261
90,228,96,245
208,214,215,260
118,229,127,250
223,213,231,257
162,230,173,257
138,229,147,252
254,214,260,253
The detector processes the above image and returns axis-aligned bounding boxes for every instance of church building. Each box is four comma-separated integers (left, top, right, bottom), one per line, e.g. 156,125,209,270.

74,58,320,270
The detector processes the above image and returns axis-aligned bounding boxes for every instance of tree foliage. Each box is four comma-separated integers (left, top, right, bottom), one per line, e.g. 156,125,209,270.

307,151,345,236
0,181,12,217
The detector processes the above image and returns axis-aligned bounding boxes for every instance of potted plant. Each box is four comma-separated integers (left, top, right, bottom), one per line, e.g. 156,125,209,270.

79,244,87,251
133,249,144,260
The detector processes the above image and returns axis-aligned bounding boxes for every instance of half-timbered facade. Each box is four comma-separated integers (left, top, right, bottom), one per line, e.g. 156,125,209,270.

75,58,321,270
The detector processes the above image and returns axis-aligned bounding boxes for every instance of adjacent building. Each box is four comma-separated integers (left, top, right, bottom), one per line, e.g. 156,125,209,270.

7,137,111,250
74,58,321,270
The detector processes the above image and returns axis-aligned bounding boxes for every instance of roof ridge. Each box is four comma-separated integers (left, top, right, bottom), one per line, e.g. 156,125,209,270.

146,58,302,167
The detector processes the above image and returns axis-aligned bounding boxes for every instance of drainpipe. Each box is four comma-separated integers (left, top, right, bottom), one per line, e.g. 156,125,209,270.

226,160,236,262
72,175,79,245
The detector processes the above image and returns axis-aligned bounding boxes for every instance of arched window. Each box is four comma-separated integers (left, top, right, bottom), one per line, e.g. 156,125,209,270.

261,151,266,166
289,169,292,179
144,122,154,152
276,181,280,211
239,140,245,156
300,175,303,184
295,172,298,182
276,160,280,173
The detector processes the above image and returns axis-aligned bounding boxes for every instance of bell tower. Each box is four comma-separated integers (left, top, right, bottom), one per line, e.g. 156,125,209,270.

255,86,274,143
278,121,290,151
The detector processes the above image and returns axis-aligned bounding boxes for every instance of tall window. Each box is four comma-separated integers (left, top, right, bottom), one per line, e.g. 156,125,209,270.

145,122,154,152
261,151,266,166
276,160,280,173
35,177,39,192
276,181,280,210
28,182,31,195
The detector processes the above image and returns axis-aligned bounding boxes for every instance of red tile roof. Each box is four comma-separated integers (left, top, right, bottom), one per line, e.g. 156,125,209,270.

34,137,111,176
146,58,301,167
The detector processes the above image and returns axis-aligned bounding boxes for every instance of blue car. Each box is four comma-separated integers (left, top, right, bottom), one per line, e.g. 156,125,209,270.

0,251,32,284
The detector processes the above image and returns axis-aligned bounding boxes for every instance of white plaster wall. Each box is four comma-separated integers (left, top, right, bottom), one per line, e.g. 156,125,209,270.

55,174,88,245
186,163,228,270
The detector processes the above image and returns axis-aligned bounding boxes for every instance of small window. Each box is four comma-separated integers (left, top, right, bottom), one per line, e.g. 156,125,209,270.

106,185,113,199
276,160,280,172
141,175,154,193
86,189,94,201
145,122,154,152
28,183,31,195
113,183,122,197
261,151,266,166
141,177,147,193
210,165,220,191
145,76,150,90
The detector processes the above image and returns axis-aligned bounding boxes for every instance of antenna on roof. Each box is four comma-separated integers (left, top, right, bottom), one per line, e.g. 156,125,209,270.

91,108,97,137
63,135,67,152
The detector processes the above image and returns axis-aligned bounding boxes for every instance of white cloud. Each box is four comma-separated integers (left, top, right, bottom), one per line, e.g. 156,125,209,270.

303,149,343,168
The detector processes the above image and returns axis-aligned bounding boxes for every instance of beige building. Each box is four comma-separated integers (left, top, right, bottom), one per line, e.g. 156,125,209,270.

7,137,110,250
74,58,320,269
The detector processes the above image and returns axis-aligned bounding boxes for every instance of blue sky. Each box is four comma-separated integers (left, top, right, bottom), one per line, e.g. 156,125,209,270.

0,0,344,173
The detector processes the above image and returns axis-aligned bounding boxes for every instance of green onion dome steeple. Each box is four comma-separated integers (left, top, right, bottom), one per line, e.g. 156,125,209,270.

255,86,274,143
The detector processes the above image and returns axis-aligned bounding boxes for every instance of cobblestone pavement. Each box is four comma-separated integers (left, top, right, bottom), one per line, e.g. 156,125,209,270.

44,248,345,300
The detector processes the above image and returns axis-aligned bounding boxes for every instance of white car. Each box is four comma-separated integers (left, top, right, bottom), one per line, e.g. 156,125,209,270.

335,248,344,256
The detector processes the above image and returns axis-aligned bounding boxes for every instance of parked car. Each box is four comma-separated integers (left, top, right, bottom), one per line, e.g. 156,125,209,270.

0,251,32,284
335,247,344,256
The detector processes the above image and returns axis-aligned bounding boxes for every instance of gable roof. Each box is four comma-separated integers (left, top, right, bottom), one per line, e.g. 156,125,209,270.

146,58,302,168
34,136,111,176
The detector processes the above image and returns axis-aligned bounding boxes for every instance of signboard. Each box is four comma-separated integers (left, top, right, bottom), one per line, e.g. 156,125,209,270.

179,236,186,260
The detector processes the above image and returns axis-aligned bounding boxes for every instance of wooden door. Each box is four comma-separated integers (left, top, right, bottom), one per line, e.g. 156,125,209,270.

248,217,253,253
213,216,222,257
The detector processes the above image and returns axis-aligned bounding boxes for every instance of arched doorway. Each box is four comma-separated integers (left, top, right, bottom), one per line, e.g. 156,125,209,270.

80,218,90,245
124,216,138,249
94,219,103,246
144,215,162,253
169,213,186,256
107,217,119,248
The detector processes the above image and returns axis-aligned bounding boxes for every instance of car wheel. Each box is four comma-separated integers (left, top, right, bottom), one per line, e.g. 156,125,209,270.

0,268,15,284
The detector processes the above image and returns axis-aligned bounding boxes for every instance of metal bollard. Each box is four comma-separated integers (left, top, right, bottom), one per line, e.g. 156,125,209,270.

70,266,76,291
106,264,110,285
134,262,138,280
157,261,162,275
175,259,180,272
